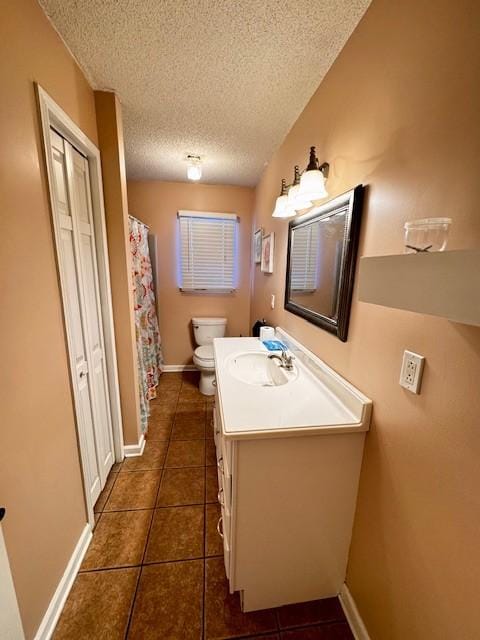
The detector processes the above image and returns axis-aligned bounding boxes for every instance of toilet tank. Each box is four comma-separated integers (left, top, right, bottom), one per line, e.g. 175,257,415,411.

192,317,227,345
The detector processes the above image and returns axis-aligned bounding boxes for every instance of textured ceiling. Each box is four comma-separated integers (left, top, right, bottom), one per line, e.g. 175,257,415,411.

39,0,371,186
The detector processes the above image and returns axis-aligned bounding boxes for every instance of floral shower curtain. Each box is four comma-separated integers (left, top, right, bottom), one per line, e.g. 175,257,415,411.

129,216,164,433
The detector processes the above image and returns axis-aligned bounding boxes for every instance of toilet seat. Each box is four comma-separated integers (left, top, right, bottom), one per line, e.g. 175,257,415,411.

193,345,214,368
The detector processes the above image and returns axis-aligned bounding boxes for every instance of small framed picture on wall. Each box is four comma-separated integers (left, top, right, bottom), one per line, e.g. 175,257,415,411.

254,228,263,264
261,232,274,273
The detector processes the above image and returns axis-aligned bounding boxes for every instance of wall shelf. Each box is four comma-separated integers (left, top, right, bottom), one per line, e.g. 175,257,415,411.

357,250,480,326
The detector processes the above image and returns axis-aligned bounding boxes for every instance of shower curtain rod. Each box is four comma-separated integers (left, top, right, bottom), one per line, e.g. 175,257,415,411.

129,213,150,229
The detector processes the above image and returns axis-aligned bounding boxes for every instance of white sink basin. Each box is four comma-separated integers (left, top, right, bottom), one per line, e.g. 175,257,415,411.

227,351,298,387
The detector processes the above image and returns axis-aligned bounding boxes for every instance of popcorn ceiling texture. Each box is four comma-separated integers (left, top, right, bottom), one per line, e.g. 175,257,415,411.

39,0,371,186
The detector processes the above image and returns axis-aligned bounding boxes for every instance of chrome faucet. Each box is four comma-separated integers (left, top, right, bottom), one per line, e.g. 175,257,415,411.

268,350,295,371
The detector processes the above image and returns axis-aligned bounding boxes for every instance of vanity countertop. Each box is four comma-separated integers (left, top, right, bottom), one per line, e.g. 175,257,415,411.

213,334,372,439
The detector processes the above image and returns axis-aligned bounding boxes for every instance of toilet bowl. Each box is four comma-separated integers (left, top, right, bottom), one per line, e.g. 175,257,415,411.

192,317,227,395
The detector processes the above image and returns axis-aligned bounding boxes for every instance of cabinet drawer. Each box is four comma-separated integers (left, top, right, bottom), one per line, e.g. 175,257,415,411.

215,511,230,579
221,503,231,540
214,404,232,478
217,502,231,543
223,534,231,579
213,403,220,446
217,464,232,515
221,435,232,479
216,503,231,577
221,513,231,579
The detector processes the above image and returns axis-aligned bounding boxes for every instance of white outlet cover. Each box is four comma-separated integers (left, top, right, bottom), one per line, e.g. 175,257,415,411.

400,350,425,394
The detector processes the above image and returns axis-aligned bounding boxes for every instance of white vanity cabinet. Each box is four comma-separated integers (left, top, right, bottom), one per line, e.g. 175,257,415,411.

212,330,372,613
212,396,367,611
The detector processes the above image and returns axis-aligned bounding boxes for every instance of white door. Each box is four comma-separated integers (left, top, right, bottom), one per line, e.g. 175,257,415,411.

49,129,114,508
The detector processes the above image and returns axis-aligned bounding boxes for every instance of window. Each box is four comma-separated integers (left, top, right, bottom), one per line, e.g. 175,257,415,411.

178,210,238,292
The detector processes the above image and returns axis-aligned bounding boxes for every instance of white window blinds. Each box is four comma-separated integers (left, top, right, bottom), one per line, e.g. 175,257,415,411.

290,223,319,292
178,210,238,292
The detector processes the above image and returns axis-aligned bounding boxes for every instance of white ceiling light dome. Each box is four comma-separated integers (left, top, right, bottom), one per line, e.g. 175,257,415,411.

186,155,202,181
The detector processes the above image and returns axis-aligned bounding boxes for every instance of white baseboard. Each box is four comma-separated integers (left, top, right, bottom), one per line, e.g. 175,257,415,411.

123,433,145,457
34,524,92,640
162,364,197,372
339,583,371,640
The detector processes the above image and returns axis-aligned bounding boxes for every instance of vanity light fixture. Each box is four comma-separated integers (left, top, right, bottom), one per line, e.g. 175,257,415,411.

271,148,329,218
295,146,329,207
272,179,295,218
186,154,202,181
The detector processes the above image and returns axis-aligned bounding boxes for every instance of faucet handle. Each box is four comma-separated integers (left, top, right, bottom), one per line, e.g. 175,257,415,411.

282,351,295,369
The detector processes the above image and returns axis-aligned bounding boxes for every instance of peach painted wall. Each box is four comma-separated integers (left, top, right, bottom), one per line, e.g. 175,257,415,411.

95,92,141,445
0,1,96,637
251,0,480,638
127,181,254,364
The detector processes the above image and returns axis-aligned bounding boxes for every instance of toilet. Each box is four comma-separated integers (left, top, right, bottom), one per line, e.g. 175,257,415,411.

192,317,227,395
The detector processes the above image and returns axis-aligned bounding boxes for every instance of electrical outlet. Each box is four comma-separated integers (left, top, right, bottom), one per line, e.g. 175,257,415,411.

399,350,425,394
270,294,275,309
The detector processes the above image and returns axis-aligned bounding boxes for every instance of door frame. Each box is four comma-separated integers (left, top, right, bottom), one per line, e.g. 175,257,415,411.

36,84,124,525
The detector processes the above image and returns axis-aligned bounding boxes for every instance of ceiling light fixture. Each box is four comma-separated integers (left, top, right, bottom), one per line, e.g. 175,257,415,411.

186,154,202,181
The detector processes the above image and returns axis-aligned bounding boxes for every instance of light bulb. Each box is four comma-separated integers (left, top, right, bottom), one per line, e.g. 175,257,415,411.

186,156,202,181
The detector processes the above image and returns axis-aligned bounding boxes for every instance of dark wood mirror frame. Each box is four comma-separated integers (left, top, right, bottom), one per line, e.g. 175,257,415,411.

284,185,364,342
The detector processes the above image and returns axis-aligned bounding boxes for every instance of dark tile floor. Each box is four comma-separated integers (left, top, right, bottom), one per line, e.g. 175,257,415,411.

53,372,353,640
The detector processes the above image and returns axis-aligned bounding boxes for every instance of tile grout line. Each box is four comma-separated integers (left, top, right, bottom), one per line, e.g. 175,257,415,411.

177,377,207,639
275,608,281,635
121,492,157,639
202,400,208,640
275,619,353,636
93,469,118,521
79,553,223,577
100,500,214,515
123,383,181,640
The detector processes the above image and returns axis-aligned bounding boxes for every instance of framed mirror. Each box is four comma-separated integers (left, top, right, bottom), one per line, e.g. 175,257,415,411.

284,185,364,342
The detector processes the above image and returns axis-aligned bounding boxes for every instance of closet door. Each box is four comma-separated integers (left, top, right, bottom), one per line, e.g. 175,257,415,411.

49,129,114,507
66,143,114,484
49,130,102,506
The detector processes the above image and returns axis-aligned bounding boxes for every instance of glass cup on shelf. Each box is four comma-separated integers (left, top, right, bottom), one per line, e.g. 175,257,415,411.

404,218,452,253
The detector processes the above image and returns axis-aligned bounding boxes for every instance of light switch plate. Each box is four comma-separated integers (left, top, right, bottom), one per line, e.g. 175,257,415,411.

270,294,275,309
400,350,425,394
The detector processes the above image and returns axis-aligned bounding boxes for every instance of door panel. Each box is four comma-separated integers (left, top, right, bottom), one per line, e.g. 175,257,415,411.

50,130,102,505
59,227,100,499
67,145,114,483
